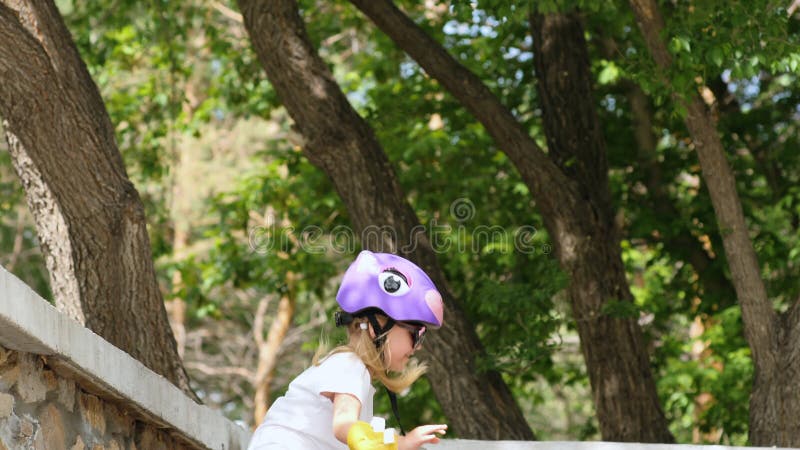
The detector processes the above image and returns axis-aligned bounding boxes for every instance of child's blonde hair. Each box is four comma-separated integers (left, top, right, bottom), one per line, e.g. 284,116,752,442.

314,314,426,393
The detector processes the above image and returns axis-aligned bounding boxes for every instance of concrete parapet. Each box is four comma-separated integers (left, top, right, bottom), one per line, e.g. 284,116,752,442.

0,266,250,450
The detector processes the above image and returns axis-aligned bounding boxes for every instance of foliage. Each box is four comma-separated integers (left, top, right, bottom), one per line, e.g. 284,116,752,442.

2,0,799,441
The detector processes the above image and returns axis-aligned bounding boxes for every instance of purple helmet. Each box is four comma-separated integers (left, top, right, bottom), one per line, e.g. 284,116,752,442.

336,251,444,328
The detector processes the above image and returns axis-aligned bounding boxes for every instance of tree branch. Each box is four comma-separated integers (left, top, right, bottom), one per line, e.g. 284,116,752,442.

253,274,296,426
252,295,271,348
346,0,576,215
629,0,776,371
788,0,800,16
212,1,243,23
625,82,736,304
185,361,254,380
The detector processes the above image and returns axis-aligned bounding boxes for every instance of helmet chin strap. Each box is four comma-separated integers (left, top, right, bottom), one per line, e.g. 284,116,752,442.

364,311,395,348
362,311,405,436
385,388,405,436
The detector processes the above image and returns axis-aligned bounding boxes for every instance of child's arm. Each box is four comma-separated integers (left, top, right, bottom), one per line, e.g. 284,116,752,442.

330,392,362,444
329,392,447,449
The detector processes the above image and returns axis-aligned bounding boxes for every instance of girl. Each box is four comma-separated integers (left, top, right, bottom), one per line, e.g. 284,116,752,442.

248,250,448,450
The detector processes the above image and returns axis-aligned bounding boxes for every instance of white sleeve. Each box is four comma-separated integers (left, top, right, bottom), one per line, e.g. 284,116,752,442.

316,353,372,407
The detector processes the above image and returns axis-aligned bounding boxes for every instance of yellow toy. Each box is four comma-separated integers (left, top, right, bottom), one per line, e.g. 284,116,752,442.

347,417,398,450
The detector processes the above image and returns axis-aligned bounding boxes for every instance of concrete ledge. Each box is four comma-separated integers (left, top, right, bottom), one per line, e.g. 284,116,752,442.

433,441,785,450
0,266,251,450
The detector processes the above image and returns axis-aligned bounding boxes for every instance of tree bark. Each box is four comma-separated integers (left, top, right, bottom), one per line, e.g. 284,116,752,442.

529,13,672,442
0,1,195,398
628,0,800,445
346,0,674,442
237,0,535,439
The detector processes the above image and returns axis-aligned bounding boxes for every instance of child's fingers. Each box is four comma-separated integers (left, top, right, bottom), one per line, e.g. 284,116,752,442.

413,424,448,443
421,425,447,440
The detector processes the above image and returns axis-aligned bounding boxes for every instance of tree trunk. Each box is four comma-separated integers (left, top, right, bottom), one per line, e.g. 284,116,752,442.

0,1,195,398
167,224,189,359
237,0,535,439
628,0,800,445
346,0,673,442
529,13,673,442
253,273,297,427
166,76,202,361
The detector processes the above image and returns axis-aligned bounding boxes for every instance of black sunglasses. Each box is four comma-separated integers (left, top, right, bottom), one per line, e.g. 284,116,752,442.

395,322,427,350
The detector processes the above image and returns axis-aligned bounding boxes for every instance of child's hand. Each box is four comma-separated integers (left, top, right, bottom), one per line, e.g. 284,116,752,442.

398,424,448,450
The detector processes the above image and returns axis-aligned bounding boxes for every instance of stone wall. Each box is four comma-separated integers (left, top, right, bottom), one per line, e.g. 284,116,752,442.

0,266,250,450
0,345,197,450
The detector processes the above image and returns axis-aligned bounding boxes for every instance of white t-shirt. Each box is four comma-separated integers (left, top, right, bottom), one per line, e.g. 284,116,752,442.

248,352,376,450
